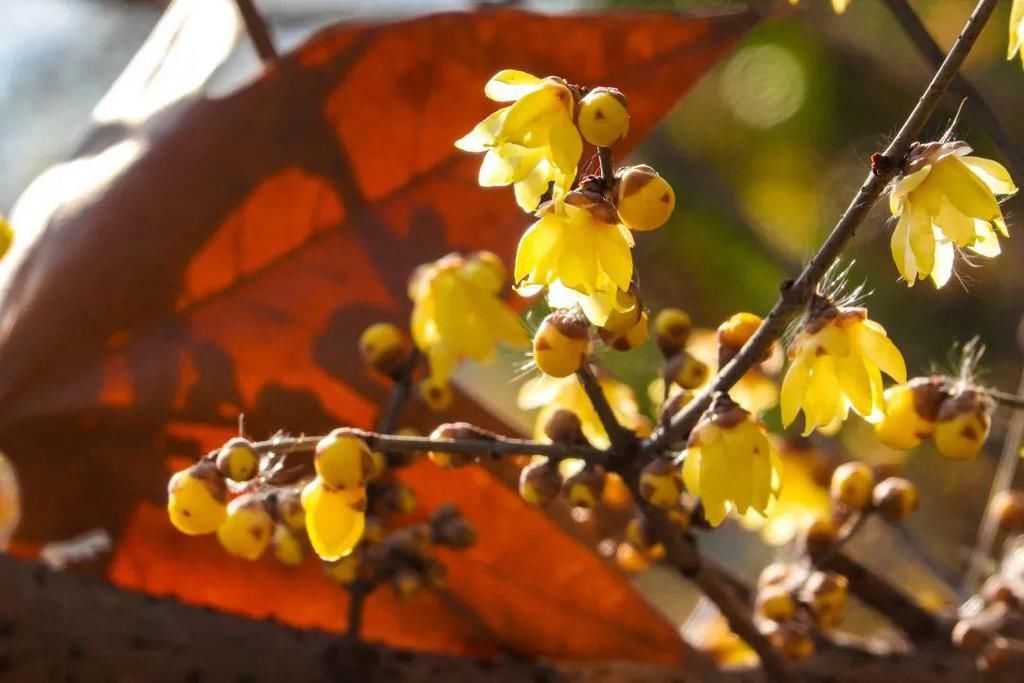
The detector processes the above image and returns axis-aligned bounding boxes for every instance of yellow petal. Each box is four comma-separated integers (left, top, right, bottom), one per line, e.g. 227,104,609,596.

547,116,582,176
836,354,873,417
305,485,366,561
930,236,955,288
455,107,509,152
890,205,918,284
936,197,976,247
894,166,932,201
780,351,811,427
682,447,701,497
969,221,1002,258
961,156,1018,196
804,355,841,436
484,69,543,102
700,439,731,526
514,215,561,286
593,225,634,293
500,86,568,142
855,322,907,383
933,157,1001,221
909,207,936,277
514,159,554,213
1009,0,1024,60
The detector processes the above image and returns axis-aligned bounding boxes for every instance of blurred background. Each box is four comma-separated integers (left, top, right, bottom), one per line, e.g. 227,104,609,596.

2,0,1023,655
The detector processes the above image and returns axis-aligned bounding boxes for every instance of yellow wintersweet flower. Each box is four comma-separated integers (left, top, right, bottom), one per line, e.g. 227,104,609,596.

681,395,781,527
889,141,1016,287
410,252,529,383
545,281,639,330
788,0,852,14
515,191,634,304
781,301,906,436
455,70,582,212
1010,0,1024,66
518,374,641,449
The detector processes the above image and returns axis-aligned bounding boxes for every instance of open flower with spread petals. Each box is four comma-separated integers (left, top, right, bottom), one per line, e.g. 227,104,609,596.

518,374,642,449
515,190,634,306
410,252,529,383
1011,0,1024,67
889,141,1016,287
455,70,582,212
681,394,781,527
781,299,906,435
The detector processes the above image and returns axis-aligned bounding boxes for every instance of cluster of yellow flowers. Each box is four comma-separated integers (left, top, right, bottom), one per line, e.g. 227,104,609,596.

876,377,994,460
167,431,376,563
458,70,674,338
888,141,1016,287
407,251,528,406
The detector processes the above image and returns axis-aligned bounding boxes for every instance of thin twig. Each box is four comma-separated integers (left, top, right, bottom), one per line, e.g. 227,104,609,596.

981,386,1024,411
575,364,635,455
964,368,1024,592
232,0,279,64
377,349,420,434
346,580,371,640
882,0,1024,181
644,0,1001,455
232,430,611,465
597,147,615,189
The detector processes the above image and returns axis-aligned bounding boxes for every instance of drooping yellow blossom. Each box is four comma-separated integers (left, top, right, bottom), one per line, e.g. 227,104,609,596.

889,141,1016,287
682,395,781,527
738,439,832,546
788,0,852,14
518,374,642,449
1010,0,1024,67
455,70,582,212
781,301,906,436
515,191,634,304
546,281,639,330
410,252,529,383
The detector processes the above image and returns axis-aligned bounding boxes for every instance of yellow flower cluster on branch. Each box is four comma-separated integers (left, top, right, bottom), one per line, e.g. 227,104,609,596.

889,141,1016,287
781,299,906,436
456,70,582,212
409,252,528,387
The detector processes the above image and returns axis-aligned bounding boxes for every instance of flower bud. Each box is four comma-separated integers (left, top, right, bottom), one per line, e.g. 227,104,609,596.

615,165,675,232
543,409,587,444
358,322,409,376
562,467,606,508
717,312,770,365
392,569,424,600
272,525,305,568
874,379,943,450
756,584,797,622
533,310,590,378
803,513,838,561
217,494,274,561
934,390,992,460
215,437,260,482
315,429,374,489
800,571,848,629
639,458,684,509
614,542,652,573
418,376,453,412
990,490,1024,534
600,287,643,335
599,311,649,351
577,87,629,147
275,489,305,531
830,462,874,511
519,459,563,506
167,460,227,536
766,623,815,661
323,554,361,585
654,308,692,356
872,477,919,522
668,351,709,390
426,423,486,468
952,618,991,651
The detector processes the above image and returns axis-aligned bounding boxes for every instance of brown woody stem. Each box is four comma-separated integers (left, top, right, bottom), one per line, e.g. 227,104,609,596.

575,364,635,455
231,430,611,465
643,0,1001,455
232,0,279,64
882,0,1024,181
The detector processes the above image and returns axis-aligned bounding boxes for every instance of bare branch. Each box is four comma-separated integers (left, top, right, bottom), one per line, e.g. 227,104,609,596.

882,0,1024,181
645,0,1002,455
575,364,635,454
233,0,279,64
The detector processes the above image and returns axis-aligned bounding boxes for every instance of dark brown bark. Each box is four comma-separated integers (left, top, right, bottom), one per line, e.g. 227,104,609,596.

2,554,1022,683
